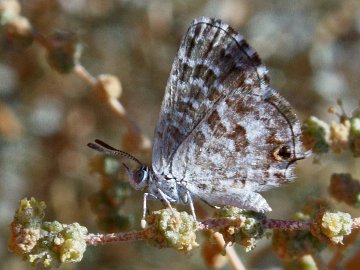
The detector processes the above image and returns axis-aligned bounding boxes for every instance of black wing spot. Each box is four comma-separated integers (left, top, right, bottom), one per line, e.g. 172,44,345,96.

273,145,292,161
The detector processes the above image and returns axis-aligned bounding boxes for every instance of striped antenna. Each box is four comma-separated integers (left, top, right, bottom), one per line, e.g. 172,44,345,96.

87,139,143,166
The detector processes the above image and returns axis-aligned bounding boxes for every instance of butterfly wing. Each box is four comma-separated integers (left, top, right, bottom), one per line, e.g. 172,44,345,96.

171,86,304,190
152,17,305,211
152,17,273,178
164,19,305,209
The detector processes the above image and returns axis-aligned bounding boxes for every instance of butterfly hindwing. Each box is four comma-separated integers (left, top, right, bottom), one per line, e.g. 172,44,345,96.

171,85,304,192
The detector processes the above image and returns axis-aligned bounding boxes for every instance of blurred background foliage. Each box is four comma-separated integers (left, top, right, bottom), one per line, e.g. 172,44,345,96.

1,0,360,269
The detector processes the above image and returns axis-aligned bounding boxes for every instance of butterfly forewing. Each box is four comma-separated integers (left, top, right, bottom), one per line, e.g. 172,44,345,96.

152,17,271,177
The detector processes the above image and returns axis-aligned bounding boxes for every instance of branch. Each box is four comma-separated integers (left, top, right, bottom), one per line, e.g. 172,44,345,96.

7,198,359,269
87,228,153,245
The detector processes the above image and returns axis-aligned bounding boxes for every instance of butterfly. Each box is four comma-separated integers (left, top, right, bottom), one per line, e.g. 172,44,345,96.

88,17,305,220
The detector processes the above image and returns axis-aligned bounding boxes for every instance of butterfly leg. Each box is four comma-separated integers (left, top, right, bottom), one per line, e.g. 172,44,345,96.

141,192,158,228
200,198,221,209
186,190,197,221
157,188,176,216
142,193,149,222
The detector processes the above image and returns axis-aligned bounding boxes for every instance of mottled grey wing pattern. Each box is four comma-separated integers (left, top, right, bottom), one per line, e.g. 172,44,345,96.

152,17,305,210
152,17,274,177
172,86,304,193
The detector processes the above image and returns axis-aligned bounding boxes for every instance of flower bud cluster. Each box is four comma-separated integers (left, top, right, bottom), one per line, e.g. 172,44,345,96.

0,0,33,47
329,173,360,208
214,206,265,251
146,208,199,253
8,198,88,268
302,104,360,156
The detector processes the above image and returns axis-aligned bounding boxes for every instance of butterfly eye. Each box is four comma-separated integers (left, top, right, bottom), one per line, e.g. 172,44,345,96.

273,145,292,161
135,168,148,184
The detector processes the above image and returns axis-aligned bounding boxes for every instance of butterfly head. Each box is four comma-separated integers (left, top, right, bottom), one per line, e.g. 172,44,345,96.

123,163,150,190
87,139,151,190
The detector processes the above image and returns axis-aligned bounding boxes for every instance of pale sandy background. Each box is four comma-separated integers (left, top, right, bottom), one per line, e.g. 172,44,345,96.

1,0,360,269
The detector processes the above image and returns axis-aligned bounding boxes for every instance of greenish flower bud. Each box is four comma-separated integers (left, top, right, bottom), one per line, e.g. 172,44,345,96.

321,211,352,244
302,116,330,154
147,208,199,253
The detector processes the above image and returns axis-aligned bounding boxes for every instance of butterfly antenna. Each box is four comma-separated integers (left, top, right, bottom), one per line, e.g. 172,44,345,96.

87,139,143,166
